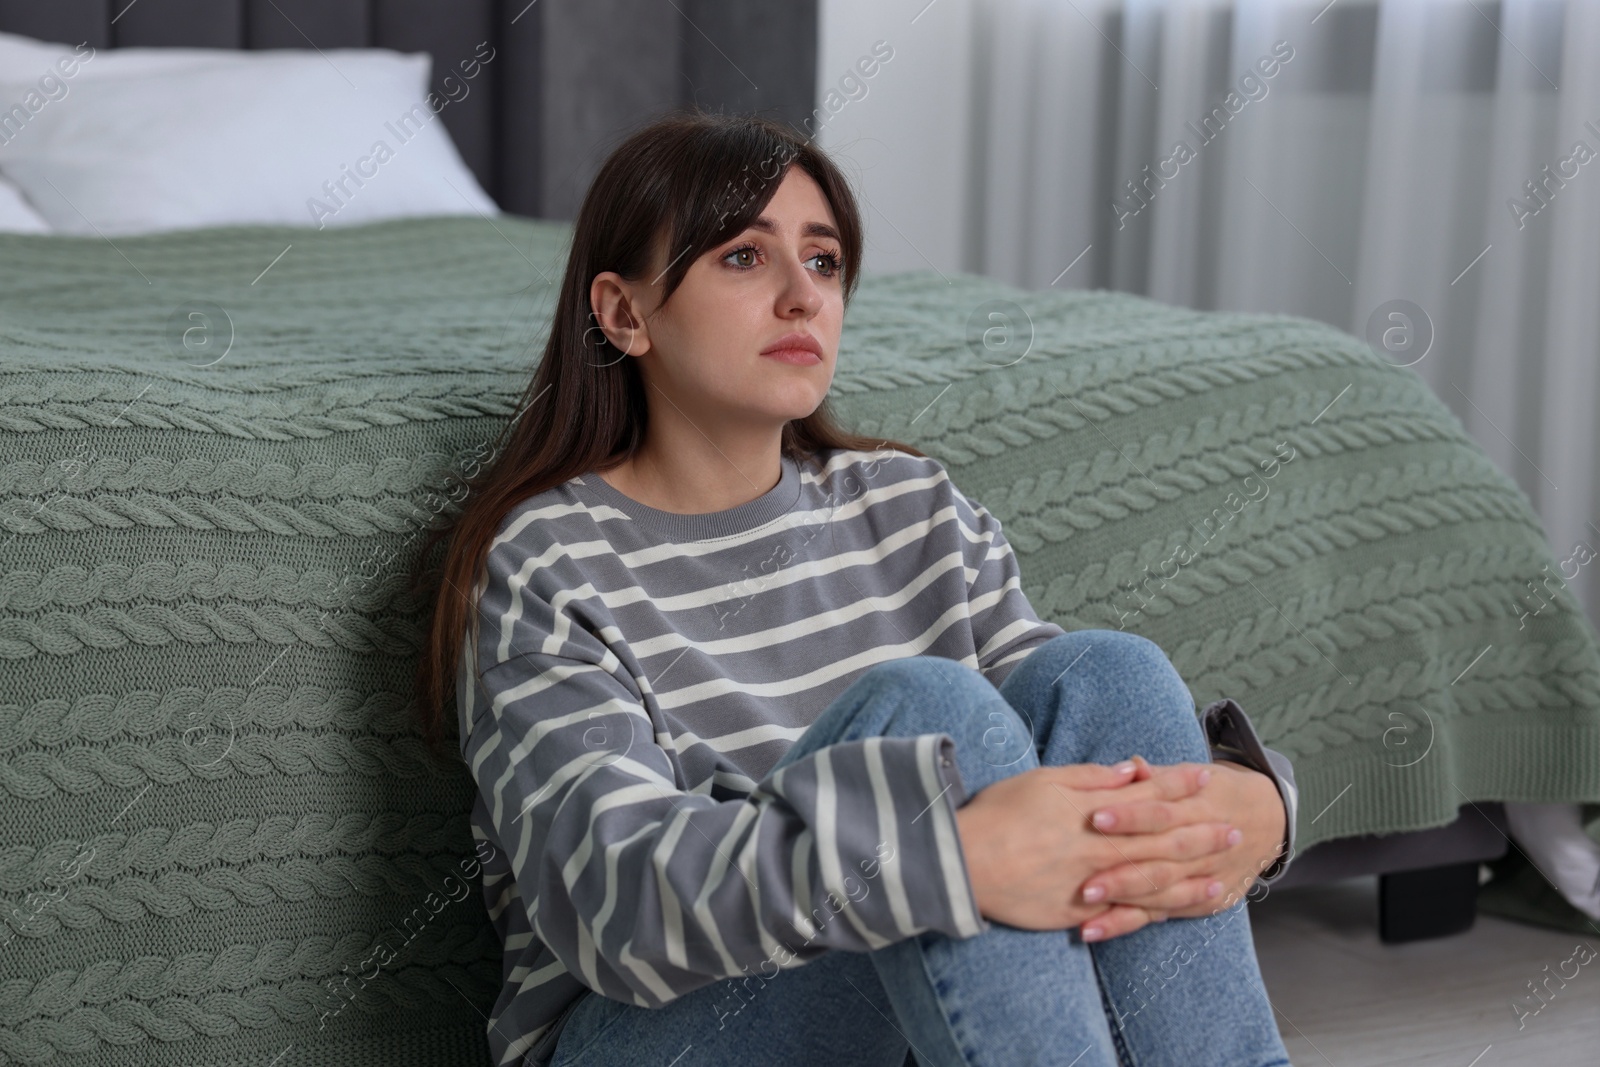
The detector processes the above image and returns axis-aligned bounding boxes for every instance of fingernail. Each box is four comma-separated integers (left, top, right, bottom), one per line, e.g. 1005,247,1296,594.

1226,828,1244,846
1198,768,1212,787
1082,926,1104,941
1207,880,1224,898
1114,761,1135,774
1083,885,1105,903
1093,811,1116,830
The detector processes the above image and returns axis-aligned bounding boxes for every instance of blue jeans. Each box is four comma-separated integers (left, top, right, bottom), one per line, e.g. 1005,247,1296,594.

544,630,1292,1066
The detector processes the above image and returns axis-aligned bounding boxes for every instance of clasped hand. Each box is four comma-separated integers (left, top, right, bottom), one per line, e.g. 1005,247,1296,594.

954,755,1286,942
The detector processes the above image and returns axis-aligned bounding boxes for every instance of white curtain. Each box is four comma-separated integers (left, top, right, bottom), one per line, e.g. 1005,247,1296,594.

819,0,1600,632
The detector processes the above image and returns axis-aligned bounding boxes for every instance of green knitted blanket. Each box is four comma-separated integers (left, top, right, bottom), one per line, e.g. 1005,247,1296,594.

2,215,1597,1065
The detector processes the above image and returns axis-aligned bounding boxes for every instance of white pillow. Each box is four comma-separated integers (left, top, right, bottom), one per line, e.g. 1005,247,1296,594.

0,173,48,232
0,47,499,235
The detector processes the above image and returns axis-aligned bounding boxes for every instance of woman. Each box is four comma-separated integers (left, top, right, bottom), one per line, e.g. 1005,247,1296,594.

414,111,1298,1066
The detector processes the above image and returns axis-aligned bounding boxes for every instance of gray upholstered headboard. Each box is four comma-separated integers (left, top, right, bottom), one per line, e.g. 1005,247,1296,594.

0,0,818,219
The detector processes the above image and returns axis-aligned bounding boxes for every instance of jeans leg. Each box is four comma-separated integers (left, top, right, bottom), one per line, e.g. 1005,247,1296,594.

546,944,910,1067
998,630,1292,1067
772,652,1124,1067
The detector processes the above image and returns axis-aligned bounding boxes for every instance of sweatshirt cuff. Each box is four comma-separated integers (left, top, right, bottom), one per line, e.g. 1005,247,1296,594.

1200,698,1297,885
895,733,991,940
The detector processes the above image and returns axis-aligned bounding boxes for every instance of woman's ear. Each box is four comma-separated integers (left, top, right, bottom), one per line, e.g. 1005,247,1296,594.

588,271,652,359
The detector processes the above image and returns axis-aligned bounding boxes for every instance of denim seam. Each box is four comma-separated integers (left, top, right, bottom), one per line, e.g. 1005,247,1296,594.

547,992,630,1067
909,931,992,1067
1090,947,1140,1067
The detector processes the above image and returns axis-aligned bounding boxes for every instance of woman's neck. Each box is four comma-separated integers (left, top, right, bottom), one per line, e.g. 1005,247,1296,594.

598,432,786,515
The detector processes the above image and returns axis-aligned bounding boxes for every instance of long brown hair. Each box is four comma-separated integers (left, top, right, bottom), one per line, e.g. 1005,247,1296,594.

411,109,926,753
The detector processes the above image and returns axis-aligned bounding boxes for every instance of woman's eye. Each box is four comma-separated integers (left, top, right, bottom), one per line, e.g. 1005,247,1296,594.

810,252,842,276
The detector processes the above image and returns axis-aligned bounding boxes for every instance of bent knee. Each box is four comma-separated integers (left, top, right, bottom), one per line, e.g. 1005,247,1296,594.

1017,628,1176,681
1079,628,1178,677
860,653,989,696
862,655,1035,765
1011,631,1195,719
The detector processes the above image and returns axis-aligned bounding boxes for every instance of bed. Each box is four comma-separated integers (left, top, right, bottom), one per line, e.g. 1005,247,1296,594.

2,5,1598,1066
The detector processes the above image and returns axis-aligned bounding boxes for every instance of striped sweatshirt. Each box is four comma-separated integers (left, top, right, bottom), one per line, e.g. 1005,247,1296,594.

456,446,1298,1064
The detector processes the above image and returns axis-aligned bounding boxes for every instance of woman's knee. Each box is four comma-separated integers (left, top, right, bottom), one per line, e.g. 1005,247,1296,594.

1087,629,1187,691
1008,629,1178,688
859,653,983,695
1003,630,1202,745
856,655,1034,766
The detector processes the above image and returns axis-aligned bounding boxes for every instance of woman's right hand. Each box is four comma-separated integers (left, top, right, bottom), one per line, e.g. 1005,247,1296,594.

953,761,1237,934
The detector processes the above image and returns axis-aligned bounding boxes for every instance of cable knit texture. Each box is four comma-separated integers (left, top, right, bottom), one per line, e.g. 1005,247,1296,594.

2,214,1598,1065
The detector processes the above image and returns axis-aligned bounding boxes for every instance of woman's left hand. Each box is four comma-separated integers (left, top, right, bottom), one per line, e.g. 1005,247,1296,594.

1076,756,1286,934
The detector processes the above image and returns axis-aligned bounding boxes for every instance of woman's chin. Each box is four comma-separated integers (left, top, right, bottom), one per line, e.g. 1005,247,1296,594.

740,384,833,422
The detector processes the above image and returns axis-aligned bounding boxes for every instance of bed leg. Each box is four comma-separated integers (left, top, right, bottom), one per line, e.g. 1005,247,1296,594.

1378,861,1480,943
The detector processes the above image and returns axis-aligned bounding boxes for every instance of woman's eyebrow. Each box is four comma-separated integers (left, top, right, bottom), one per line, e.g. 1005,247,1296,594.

746,216,841,242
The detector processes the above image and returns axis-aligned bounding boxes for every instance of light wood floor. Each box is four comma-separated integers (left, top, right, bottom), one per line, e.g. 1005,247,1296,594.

1249,875,1598,1066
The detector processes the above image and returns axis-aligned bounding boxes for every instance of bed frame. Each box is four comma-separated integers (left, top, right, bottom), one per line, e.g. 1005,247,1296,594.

0,0,1503,943
1271,798,1508,942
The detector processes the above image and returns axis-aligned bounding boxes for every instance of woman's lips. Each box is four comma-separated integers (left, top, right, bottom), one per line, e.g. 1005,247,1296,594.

760,348,823,365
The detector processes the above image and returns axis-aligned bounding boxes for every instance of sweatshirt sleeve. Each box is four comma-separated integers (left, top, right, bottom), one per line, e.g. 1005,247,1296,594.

463,538,989,1009
1200,698,1298,885
943,473,1067,688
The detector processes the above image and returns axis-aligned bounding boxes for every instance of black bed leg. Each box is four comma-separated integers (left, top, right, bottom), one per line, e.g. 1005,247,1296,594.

1378,861,1480,943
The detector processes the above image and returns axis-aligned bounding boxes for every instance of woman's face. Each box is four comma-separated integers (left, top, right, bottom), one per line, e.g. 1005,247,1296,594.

594,166,845,439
